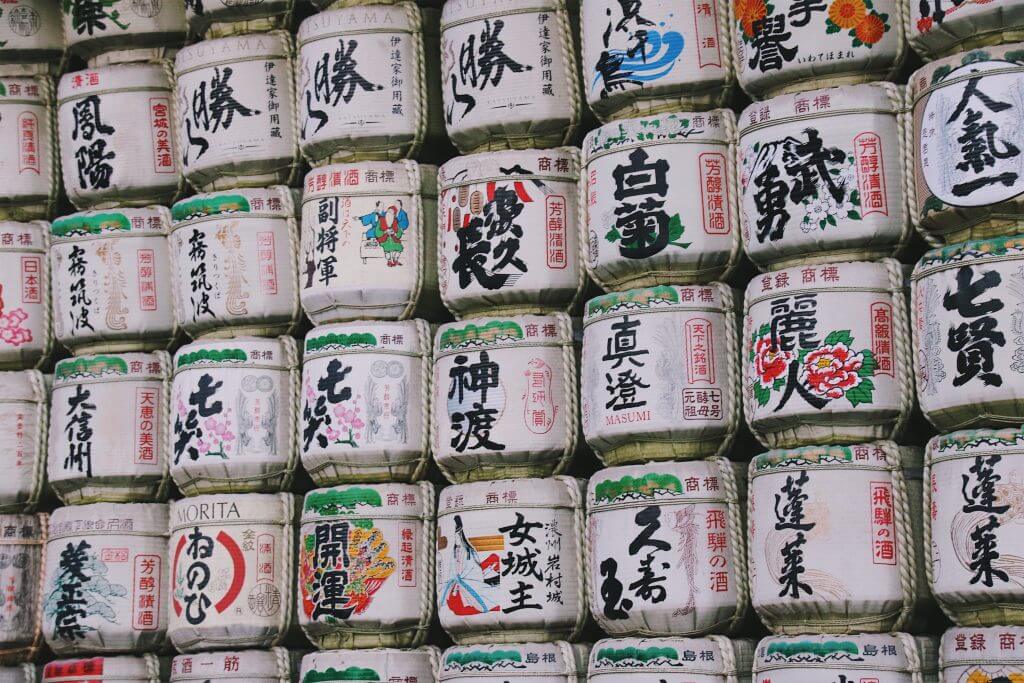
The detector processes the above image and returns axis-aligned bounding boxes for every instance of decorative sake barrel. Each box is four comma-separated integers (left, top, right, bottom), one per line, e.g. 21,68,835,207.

0,0,63,77
733,0,905,99
57,64,181,210
0,371,46,513
298,482,435,648
187,0,295,39
753,635,937,682
0,665,34,683
589,637,755,683
61,0,185,66
581,285,740,465
43,656,161,683
170,337,298,496
941,627,1024,681
436,477,587,643
300,161,441,323
738,83,910,270
743,259,913,449
170,187,302,339
175,31,300,192
440,643,590,683
910,0,1024,60
749,442,929,634
582,112,740,291
301,648,440,683
439,0,582,154
42,503,169,655
48,353,170,504
438,149,582,317
0,78,58,221
433,315,577,482
301,320,431,485
910,46,1024,246
170,648,294,682
586,460,747,636
297,5,444,164
0,222,50,370
0,514,45,665
50,207,176,355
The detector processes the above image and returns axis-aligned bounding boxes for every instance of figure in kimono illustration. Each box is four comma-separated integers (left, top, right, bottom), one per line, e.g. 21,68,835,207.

440,514,503,615
360,200,410,267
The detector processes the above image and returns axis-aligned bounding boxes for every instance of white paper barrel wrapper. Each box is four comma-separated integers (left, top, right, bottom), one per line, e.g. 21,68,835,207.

743,259,913,449
301,647,440,683
0,222,50,370
440,643,590,683
50,207,176,355
0,1,63,77
0,370,47,513
301,320,431,485
170,187,302,339
732,0,905,99
170,337,298,496
0,665,34,683
910,46,1024,246
0,78,57,222
175,31,300,192
586,460,748,637
168,493,295,652
298,482,435,648
588,637,755,683
300,161,442,324
61,0,185,67
42,656,161,683
187,0,296,39
171,647,294,682
57,65,181,210
738,83,910,270
438,149,583,318
0,514,46,665
436,477,587,644
42,503,169,655
581,285,740,465
940,627,1024,681
582,112,740,291
297,4,445,164
432,315,577,483
910,0,1024,60
439,0,581,154
753,635,938,683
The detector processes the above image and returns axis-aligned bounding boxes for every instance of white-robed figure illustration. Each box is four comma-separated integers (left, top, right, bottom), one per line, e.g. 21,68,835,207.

360,200,410,267
439,514,503,616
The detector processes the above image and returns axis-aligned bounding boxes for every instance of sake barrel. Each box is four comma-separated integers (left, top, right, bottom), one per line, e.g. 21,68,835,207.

42,503,169,655
581,285,741,465
170,187,302,339
0,371,47,513
433,315,577,482
0,78,57,221
43,656,161,683
753,635,938,682
0,222,50,370
0,665,34,683
910,0,1024,60
187,0,295,39
50,207,176,355
61,0,185,66
175,31,300,192
738,83,911,270
742,259,913,448
589,637,755,683
300,161,442,323
297,4,444,164
298,482,435,648
586,460,747,636
440,643,590,683
732,0,905,99
170,648,294,682
0,514,46,665
439,0,582,153
940,627,1024,682
438,149,583,318
48,353,170,505
170,336,298,495
0,1,63,77
910,46,1024,246
436,477,587,643
57,64,181,210
300,648,440,683
581,112,741,291
301,320,431,485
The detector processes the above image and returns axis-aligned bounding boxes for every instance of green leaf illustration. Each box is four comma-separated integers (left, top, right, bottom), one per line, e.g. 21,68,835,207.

605,227,622,243
826,215,837,227
848,210,861,220
850,189,860,205
824,330,854,347
773,376,786,390
667,213,687,246
846,377,876,407
753,383,772,407
826,19,841,33
859,348,877,377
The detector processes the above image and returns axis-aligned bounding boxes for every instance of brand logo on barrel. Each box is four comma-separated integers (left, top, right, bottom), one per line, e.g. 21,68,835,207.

69,94,116,191
174,372,237,462
44,539,128,642
171,527,246,625
44,658,106,683
446,350,506,454
182,65,261,165
302,37,384,138
591,0,684,100
64,0,131,36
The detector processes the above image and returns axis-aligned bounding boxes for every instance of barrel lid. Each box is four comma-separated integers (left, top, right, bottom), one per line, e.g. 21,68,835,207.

909,44,1024,102
170,492,294,532
175,30,291,74
589,637,751,677
300,647,440,683
745,259,898,307
438,476,582,516
49,503,169,540
172,187,294,224
941,627,1024,666
174,336,295,372
754,634,933,672
44,656,159,683
304,320,429,360
298,4,420,43
751,441,919,473
0,369,44,403
0,77,46,103
584,285,730,325
0,513,44,542
171,648,292,681
434,314,573,358
301,482,432,523
0,221,47,250
51,207,170,240
58,64,170,101
927,427,1024,463
739,83,901,135
913,235,1024,280
439,148,578,189
440,643,584,680
588,461,732,513
54,352,168,386
303,161,437,200
441,0,562,27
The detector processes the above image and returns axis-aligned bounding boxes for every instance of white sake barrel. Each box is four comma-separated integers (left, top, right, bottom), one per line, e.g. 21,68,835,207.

439,0,582,154
743,259,913,448
441,643,590,683
297,5,444,164
940,627,1024,682
433,315,577,482
301,320,431,485
187,0,295,39
57,64,181,210
586,460,747,637
175,31,300,192
0,222,50,370
581,285,740,465
582,112,740,291
580,0,735,122
170,337,298,495
61,0,184,66
753,635,938,683
589,637,755,683
910,46,1024,246
0,78,57,221
0,0,63,77
912,237,1024,432
438,149,582,318
48,353,170,504
910,0,1024,60
733,0,905,99
436,477,587,643
171,647,294,682
300,161,442,323
0,665,33,683
168,493,295,652
43,656,160,683
170,187,302,339
301,648,440,683
0,514,46,665
298,482,435,648
739,83,910,270
42,503,169,655
0,371,46,513
50,207,176,355
749,442,929,634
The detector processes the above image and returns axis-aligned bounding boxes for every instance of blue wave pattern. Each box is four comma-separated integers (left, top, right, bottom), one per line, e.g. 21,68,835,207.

592,29,685,91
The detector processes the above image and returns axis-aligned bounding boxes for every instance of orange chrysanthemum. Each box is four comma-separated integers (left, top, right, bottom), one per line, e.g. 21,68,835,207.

855,13,887,44
829,0,867,29
736,0,768,37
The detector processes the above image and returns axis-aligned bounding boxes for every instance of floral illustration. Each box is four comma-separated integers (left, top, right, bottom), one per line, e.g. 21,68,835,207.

300,523,396,622
175,397,236,459
327,400,364,448
735,0,770,42
0,285,32,347
751,334,795,390
302,372,364,451
825,0,890,47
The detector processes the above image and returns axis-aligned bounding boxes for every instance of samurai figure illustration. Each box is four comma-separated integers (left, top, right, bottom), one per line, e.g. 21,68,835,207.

360,200,410,267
